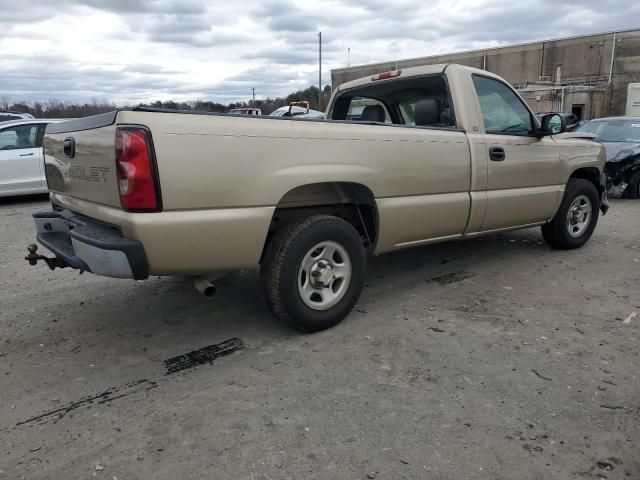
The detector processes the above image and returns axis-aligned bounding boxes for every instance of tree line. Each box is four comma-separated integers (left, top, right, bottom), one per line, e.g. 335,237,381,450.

0,98,117,118
227,85,332,113
0,84,333,118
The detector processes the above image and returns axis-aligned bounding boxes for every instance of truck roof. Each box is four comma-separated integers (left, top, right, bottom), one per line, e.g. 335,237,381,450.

336,63,498,92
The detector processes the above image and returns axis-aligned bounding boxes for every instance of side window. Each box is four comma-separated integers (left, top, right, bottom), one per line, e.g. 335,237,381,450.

0,125,38,150
472,75,532,135
0,129,18,149
347,97,391,123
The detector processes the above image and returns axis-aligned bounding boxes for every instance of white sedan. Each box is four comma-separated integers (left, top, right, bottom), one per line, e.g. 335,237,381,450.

0,119,67,197
269,105,324,118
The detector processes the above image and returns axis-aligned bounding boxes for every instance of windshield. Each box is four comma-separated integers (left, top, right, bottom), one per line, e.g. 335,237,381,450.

577,119,640,142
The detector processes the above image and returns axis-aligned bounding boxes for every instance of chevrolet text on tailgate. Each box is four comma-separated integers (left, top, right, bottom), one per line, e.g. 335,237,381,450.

26,64,608,332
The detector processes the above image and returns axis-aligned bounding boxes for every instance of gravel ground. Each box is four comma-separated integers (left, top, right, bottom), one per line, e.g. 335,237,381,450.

1,195,638,480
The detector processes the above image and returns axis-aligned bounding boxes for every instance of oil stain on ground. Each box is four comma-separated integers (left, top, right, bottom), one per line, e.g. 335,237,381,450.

163,338,245,375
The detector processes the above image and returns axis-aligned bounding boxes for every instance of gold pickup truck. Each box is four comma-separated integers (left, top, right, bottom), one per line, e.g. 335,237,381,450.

27,64,608,332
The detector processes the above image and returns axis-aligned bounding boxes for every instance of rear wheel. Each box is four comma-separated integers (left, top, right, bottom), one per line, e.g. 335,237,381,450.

261,215,366,332
541,178,599,249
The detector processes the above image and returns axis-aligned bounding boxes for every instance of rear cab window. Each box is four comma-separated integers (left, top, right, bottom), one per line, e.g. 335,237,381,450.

346,97,392,122
329,73,456,129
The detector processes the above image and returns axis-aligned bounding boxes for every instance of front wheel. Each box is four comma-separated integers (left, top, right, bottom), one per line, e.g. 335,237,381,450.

541,178,600,249
261,215,366,332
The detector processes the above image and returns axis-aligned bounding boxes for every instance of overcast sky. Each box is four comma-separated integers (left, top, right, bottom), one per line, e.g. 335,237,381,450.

1,0,638,105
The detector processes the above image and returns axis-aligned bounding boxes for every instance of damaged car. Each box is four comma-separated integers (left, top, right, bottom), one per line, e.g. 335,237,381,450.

577,116,640,198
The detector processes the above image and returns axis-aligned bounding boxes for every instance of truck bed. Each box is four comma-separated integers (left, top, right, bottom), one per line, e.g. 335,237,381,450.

43,108,471,273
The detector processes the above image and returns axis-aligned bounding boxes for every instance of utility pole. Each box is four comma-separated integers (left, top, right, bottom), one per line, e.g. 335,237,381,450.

347,47,350,68
607,31,618,116
318,31,322,110
252,87,255,105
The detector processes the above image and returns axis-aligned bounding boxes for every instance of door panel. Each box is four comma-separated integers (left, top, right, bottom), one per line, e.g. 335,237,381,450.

0,147,43,193
0,124,43,194
484,185,559,231
482,134,560,230
486,136,559,190
470,74,561,231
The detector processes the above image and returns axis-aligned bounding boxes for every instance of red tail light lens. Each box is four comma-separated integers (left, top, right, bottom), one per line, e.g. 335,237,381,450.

115,127,160,211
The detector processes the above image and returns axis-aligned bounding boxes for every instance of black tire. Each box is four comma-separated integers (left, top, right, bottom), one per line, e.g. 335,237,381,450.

260,215,366,332
541,178,599,249
624,172,640,199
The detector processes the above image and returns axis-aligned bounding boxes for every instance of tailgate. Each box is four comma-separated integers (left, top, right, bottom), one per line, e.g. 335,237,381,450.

44,111,122,208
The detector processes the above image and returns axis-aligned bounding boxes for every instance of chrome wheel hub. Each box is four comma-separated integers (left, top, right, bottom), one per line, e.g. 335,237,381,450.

298,241,352,311
310,260,335,288
566,194,592,238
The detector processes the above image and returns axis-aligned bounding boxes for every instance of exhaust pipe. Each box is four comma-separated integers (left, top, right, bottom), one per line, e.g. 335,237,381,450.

193,277,216,298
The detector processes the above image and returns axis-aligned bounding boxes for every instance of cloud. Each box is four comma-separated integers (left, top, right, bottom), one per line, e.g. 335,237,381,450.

242,48,319,65
80,0,208,15
0,0,638,104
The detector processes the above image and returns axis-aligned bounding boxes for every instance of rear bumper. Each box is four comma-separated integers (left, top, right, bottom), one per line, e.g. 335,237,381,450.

33,210,149,279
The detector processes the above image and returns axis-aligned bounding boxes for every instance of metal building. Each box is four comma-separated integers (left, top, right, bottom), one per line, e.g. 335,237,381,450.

331,28,640,119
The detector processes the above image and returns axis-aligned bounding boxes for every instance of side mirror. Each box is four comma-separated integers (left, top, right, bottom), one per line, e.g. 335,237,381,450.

537,113,566,137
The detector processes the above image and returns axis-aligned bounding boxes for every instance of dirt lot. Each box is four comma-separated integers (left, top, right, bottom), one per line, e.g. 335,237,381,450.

1,196,638,480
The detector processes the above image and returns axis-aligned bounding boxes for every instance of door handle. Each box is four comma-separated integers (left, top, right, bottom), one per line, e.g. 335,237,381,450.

19,153,35,157
489,147,505,161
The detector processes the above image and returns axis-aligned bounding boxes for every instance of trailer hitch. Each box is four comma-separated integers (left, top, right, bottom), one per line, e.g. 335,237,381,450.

25,244,70,271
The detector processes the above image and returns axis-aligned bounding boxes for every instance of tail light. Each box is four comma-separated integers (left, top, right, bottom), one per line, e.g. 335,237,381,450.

115,127,161,211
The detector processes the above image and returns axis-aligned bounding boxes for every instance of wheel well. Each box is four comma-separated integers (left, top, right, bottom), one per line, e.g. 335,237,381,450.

570,168,601,194
261,182,378,260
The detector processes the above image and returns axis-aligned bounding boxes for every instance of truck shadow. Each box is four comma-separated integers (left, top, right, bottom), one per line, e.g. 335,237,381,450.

0,193,49,206
83,227,556,340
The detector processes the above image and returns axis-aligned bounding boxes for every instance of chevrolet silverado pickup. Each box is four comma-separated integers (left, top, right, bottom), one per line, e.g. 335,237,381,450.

26,64,608,332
